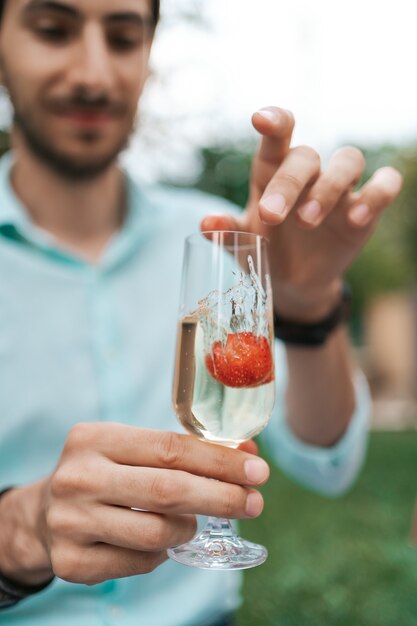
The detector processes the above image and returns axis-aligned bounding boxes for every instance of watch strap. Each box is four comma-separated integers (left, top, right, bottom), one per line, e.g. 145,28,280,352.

274,283,352,347
0,487,54,609
0,571,54,607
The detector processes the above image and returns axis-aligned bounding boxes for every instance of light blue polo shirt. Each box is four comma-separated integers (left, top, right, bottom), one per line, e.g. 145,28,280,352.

0,152,370,625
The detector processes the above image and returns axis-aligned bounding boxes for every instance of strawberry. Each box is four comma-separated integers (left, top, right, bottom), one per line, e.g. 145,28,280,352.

205,331,274,388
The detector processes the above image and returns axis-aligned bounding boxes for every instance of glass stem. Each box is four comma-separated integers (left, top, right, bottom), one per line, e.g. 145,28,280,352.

205,517,237,538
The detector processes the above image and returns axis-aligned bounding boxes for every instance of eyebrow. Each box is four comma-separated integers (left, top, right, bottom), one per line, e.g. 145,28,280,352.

23,0,79,18
23,1,153,25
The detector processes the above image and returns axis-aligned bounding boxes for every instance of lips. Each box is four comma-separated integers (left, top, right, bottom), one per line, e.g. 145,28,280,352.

57,109,115,127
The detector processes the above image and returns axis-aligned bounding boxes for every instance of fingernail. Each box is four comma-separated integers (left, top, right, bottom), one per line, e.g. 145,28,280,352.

244,459,270,484
245,491,264,517
349,203,372,226
298,200,322,225
260,194,287,218
256,108,278,122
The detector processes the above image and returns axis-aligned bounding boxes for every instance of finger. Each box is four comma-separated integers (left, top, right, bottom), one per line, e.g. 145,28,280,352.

347,167,403,228
83,507,197,552
296,146,366,228
69,424,269,486
259,145,321,224
100,466,265,519
200,213,243,234
238,440,259,456
52,542,167,584
252,107,295,166
250,108,295,201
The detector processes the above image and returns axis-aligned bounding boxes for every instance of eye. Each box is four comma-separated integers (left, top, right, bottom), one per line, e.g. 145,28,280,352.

34,21,72,43
108,35,142,51
106,24,150,53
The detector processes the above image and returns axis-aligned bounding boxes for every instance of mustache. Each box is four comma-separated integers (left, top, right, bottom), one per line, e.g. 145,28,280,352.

47,91,127,116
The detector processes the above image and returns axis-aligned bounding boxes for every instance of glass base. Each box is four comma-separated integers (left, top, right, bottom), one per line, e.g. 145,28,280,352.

167,517,267,570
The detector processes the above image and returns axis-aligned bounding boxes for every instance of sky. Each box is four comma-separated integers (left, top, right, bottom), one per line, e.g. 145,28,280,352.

123,0,417,182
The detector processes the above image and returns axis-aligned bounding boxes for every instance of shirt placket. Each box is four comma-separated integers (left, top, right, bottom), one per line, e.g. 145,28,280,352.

86,268,133,424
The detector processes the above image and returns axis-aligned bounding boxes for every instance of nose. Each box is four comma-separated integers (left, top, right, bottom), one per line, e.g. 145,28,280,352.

67,23,115,95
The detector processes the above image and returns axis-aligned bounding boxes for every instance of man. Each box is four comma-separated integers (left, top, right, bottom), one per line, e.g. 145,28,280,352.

0,0,402,624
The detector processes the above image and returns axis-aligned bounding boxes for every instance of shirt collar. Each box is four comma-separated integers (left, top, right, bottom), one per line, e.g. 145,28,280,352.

0,151,156,270
0,152,29,229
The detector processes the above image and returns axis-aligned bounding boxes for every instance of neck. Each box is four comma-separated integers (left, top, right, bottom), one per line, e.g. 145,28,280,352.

10,133,126,263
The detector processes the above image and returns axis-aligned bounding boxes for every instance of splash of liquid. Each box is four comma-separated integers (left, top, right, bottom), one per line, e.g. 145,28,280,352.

197,255,269,353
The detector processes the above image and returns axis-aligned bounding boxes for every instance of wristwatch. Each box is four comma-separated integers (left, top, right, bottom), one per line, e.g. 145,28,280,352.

0,487,54,610
273,283,352,347
0,571,55,609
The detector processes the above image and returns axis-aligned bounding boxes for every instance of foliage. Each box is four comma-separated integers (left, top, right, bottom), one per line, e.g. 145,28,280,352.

187,144,253,209
237,432,417,626
346,145,417,325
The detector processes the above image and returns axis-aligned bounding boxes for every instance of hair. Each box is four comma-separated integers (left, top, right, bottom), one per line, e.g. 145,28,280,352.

0,1,160,25
151,0,161,26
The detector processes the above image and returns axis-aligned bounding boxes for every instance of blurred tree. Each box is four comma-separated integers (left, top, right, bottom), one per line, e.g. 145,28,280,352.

397,146,417,269
346,145,416,330
188,144,253,208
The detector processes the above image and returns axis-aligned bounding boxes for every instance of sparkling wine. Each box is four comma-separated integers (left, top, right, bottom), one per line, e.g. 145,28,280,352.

173,316,275,447
168,232,274,570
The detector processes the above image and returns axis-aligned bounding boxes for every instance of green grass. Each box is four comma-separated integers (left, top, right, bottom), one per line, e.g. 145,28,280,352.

237,432,417,626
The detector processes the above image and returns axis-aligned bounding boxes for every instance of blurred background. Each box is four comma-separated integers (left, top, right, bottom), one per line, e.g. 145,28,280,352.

1,0,417,623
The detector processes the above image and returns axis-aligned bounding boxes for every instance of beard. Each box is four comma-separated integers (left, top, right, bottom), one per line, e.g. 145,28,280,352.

0,57,136,182
12,102,133,182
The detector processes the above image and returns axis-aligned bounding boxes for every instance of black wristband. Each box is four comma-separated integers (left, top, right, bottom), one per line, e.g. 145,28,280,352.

0,571,55,609
0,487,55,610
273,283,352,347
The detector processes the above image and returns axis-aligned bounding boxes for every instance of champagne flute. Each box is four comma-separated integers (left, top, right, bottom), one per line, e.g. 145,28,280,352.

168,231,275,569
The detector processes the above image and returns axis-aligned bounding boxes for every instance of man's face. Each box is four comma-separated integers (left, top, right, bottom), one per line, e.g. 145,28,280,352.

0,0,154,179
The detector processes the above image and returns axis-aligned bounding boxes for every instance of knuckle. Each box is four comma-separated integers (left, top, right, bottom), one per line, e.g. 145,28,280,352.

151,474,182,509
51,464,91,499
143,520,169,551
50,545,80,583
279,171,303,193
378,186,394,205
46,506,72,536
213,448,231,479
331,178,348,196
222,487,245,519
65,422,96,452
294,145,321,167
337,145,366,169
156,432,187,468
320,173,346,198
50,467,75,498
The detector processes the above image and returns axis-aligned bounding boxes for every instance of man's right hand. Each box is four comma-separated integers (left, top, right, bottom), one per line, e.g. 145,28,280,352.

0,424,269,586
